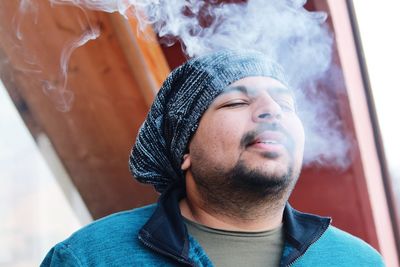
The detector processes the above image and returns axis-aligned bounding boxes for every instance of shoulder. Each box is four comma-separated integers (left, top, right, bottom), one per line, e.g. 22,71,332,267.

41,204,160,266
67,203,156,243
295,225,385,267
322,226,382,255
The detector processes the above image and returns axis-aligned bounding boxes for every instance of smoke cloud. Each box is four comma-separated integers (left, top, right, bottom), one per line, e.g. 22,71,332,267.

11,0,349,167
50,0,331,87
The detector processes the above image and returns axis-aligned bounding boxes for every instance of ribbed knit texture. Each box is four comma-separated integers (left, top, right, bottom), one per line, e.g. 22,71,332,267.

129,49,288,193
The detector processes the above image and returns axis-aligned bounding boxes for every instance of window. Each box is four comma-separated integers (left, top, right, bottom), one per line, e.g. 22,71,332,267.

0,80,84,266
352,0,400,246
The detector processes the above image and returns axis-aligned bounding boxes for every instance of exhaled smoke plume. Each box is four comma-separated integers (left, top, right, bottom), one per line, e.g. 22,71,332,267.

43,27,100,112
12,0,100,112
14,0,349,167
50,0,332,88
13,0,39,40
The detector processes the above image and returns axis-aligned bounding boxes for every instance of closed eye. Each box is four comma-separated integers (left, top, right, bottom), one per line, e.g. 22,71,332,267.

221,100,249,108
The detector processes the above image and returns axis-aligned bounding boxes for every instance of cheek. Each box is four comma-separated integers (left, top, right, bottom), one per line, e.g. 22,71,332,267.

208,115,244,147
192,114,244,162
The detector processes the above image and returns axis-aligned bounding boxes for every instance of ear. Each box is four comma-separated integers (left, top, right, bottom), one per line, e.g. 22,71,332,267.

181,153,191,171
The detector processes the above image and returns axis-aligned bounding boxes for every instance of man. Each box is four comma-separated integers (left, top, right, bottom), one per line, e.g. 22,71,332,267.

41,50,385,266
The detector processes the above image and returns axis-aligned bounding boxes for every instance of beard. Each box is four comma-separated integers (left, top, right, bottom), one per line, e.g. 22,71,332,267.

190,157,299,220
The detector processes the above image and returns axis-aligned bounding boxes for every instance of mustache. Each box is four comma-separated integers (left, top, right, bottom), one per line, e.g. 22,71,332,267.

240,123,293,148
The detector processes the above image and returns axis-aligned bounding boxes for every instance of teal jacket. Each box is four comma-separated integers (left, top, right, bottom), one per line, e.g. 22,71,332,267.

41,185,385,266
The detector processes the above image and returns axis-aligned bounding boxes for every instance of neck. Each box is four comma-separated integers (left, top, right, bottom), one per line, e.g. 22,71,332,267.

179,175,287,232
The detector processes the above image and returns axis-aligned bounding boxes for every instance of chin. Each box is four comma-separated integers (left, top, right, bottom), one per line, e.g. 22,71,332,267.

250,161,291,177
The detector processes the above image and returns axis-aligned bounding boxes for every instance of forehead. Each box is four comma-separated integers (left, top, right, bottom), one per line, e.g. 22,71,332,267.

217,76,292,98
228,76,287,89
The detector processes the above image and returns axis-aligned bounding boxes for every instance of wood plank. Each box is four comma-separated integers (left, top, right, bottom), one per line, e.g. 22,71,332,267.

0,0,168,219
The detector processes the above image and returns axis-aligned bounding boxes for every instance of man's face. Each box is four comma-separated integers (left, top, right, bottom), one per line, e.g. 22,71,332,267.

182,76,305,198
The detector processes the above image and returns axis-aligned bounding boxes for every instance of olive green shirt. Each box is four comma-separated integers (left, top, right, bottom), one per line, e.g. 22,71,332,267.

184,218,284,267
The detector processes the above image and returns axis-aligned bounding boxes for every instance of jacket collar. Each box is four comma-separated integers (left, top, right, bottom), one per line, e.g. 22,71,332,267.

138,185,331,265
138,184,191,264
281,204,331,265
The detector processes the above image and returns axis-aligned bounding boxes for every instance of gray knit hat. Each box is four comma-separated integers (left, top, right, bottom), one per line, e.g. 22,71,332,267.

129,49,288,193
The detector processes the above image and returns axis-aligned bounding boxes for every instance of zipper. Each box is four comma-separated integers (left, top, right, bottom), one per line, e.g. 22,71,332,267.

286,219,332,267
138,235,194,266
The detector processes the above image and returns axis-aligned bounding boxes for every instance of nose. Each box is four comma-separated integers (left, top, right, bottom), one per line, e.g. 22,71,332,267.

252,93,282,123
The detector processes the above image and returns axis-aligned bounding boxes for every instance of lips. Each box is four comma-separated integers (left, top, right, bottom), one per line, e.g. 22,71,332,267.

247,131,285,147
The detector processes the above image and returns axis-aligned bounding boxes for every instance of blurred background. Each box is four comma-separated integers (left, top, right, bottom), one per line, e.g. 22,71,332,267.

0,0,399,266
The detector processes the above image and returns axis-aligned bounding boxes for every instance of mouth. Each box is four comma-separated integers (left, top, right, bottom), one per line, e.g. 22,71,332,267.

247,131,285,146
246,131,287,154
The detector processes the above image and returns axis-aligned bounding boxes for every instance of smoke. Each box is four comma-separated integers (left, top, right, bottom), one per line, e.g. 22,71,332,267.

10,0,100,112
13,0,39,40
42,27,100,112
48,0,331,87
296,79,350,168
10,0,349,167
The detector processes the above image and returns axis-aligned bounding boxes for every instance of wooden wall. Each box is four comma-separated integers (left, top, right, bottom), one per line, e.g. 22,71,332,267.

0,1,170,218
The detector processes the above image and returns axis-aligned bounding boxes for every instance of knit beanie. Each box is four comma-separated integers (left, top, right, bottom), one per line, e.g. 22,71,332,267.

129,49,288,193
